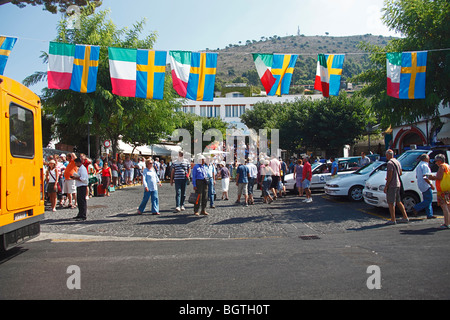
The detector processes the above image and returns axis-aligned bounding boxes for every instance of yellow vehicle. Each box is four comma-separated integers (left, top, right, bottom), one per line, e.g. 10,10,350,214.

0,75,44,251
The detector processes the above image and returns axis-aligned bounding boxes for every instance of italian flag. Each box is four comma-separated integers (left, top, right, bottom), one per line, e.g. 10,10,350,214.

314,54,329,98
47,42,75,90
386,52,401,98
108,47,137,97
169,51,191,98
252,54,276,94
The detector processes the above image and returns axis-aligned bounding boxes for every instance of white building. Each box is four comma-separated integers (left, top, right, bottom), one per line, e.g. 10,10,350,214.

390,102,450,152
179,94,324,133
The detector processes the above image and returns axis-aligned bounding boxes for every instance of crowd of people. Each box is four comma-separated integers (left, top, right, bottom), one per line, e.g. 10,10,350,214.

43,149,450,229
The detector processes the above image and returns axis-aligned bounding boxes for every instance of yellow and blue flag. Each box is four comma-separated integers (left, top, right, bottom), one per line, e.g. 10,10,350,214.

70,44,100,93
0,36,17,75
400,51,427,99
186,52,218,101
136,50,166,100
268,54,298,96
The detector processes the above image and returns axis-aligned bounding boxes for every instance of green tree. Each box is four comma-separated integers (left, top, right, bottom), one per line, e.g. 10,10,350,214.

354,0,450,127
174,112,228,154
241,94,372,156
25,7,180,157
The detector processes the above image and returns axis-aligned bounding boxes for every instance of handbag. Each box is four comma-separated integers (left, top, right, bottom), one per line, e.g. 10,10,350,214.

49,171,62,193
188,192,200,204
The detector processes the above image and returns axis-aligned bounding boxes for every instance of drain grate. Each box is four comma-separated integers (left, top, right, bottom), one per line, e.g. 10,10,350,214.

299,235,320,240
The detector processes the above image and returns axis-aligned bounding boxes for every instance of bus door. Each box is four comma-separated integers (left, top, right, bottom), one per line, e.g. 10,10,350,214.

6,98,38,212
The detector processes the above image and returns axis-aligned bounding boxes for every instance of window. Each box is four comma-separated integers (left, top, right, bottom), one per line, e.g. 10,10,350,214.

207,106,220,118
225,105,232,118
200,106,207,117
9,103,35,158
183,106,195,114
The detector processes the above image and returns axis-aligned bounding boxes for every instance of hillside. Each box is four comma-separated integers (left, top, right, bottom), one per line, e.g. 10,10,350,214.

212,34,395,88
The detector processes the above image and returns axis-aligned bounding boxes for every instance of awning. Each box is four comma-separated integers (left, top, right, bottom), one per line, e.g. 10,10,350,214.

117,140,181,156
437,121,450,141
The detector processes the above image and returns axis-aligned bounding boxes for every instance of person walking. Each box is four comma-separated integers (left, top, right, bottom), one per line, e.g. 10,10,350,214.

293,159,303,197
384,149,409,224
72,158,89,221
137,159,162,215
192,155,209,216
302,156,312,203
218,161,230,201
63,153,78,208
428,154,450,229
261,160,275,204
246,159,258,205
269,156,281,199
235,161,250,206
412,154,436,219
101,162,112,197
45,160,59,212
170,151,190,212
206,158,217,209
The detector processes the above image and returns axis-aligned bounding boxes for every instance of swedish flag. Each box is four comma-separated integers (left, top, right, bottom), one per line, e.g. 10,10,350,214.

70,45,100,93
0,36,17,75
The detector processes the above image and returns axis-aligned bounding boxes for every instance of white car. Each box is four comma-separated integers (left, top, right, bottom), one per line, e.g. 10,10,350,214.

363,149,450,213
285,158,359,191
324,161,386,201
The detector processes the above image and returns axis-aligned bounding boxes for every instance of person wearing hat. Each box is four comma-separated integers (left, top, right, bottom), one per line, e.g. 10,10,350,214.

191,155,209,215
45,160,60,212
170,151,191,212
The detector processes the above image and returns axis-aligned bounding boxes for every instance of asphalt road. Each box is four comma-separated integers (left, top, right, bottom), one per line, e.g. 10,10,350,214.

0,181,449,302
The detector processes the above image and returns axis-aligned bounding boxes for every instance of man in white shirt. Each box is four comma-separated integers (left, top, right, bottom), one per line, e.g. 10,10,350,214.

246,159,258,205
413,154,436,219
72,158,89,221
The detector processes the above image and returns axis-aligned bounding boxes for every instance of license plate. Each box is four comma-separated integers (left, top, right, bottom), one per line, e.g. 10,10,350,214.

14,212,28,221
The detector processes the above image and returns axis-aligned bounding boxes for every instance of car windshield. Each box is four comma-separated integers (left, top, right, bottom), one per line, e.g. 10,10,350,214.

397,151,424,171
379,151,423,171
311,162,322,170
354,161,381,175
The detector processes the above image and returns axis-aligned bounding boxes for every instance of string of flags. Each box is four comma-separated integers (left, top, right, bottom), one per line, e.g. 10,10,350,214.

0,35,446,101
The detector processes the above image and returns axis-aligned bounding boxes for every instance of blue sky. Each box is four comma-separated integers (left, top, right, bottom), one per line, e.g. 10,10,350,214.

0,0,398,95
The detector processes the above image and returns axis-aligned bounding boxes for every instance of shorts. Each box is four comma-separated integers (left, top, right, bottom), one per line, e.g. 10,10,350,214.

271,175,280,189
386,187,401,204
63,179,77,194
125,169,133,180
302,179,311,189
237,183,248,196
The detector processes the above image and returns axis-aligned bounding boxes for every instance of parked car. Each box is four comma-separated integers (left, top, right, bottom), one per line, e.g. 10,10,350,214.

285,157,362,191
363,148,450,213
325,160,386,201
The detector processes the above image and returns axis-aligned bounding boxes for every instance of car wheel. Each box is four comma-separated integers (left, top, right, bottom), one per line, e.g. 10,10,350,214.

402,192,420,213
348,185,364,202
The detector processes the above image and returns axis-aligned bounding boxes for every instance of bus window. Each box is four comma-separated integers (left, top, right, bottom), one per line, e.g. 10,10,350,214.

9,103,34,158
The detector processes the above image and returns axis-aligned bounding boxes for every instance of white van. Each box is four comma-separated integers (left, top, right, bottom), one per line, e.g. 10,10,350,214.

363,148,450,213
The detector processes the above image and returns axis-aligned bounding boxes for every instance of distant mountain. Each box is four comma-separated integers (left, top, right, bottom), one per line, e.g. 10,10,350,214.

212,34,395,89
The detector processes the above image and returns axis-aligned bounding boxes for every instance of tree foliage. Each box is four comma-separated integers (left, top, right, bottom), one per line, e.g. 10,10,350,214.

354,0,450,127
241,94,373,156
25,7,181,157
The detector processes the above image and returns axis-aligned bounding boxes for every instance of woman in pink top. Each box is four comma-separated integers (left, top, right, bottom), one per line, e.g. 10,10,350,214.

302,157,312,203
